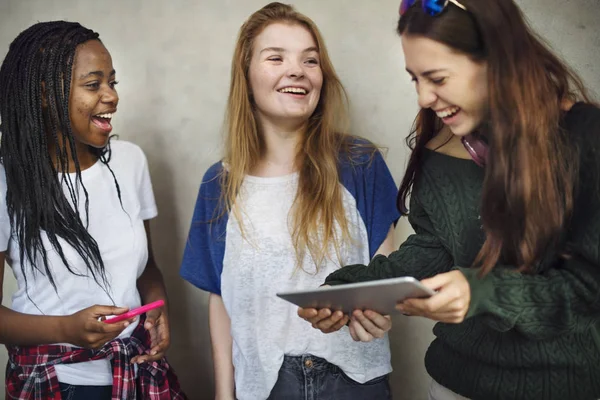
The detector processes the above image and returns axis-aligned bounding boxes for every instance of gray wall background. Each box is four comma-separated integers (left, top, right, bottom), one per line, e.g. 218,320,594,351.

0,0,599,399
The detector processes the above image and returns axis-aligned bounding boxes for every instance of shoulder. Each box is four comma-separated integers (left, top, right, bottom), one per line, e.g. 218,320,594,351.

107,139,145,161
105,139,148,172
202,161,225,182
338,136,388,180
198,161,225,198
337,136,397,197
564,103,600,167
564,102,600,144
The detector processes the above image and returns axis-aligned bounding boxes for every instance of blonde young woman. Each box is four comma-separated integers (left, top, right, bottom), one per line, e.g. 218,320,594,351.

180,3,399,400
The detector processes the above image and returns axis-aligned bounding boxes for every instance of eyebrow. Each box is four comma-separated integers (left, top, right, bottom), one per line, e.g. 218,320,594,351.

78,69,116,79
260,46,319,54
405,68,447,77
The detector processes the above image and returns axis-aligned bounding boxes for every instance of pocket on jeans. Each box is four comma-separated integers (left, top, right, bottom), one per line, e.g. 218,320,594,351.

338,369,389,386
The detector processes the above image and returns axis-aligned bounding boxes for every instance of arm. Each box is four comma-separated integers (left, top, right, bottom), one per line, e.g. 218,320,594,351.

457,253,600,339
345,225,396,342
399,226,600,338
400,105,600,336
300,200,453,336
0,251,132,348
131,220,171,364
209,293,235,400
325,196,454,286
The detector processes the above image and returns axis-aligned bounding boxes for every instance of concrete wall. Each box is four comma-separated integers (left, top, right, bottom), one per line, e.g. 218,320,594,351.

1,0,599,398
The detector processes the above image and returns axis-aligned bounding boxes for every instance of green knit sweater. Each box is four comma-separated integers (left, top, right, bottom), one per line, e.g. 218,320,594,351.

325,103,600,400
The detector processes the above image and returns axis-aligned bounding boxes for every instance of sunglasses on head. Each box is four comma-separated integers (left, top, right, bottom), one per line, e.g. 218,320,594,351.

400,0,467,16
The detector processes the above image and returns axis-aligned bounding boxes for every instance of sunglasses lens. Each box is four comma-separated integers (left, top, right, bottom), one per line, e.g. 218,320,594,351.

399,0,417,15
422,0,448,16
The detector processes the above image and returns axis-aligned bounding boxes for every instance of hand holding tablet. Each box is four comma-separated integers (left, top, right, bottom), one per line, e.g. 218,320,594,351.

277,276,435,316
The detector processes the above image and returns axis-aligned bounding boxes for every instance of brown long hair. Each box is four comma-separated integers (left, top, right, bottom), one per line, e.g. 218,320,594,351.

221,2,373,269
396,0,594,275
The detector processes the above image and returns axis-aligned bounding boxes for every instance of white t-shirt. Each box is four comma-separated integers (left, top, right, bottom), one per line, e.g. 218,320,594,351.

0,140,157,386
221,173,393,399
181,149,401,399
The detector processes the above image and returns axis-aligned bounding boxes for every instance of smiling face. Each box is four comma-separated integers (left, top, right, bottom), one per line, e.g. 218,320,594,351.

402,34,488,136
248,22,323,129
68,39,119,149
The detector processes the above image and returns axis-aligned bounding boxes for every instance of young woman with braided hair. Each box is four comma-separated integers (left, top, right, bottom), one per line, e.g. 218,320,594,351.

0,21,185,399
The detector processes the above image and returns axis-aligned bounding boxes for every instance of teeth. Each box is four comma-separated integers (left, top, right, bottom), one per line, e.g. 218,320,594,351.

278,87,307,94
436,107,459,118
95,113,113,119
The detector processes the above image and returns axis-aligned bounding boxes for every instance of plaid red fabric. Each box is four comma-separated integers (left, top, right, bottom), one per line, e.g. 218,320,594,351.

5,317,187,400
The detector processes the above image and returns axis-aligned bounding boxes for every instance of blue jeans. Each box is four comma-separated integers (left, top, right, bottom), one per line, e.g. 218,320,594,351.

58,382,112,400
267,354,391,400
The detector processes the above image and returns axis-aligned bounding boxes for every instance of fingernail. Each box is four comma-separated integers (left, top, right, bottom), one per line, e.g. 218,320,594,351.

124,322,129,327
151,351,157,355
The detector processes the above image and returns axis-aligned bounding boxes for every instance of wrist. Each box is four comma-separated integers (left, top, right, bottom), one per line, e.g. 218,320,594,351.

56,315,71,344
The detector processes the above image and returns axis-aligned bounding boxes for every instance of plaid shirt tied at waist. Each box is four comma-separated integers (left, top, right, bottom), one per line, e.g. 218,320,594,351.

5,317,186,400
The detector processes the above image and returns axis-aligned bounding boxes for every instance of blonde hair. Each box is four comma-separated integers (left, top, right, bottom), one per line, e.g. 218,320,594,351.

221,2,374,270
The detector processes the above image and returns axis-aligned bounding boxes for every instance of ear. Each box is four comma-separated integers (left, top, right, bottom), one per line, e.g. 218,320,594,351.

41,81,48,108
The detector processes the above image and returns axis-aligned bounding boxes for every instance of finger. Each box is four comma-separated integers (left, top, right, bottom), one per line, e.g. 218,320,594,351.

329,315,350,332
307,308,332,325
363,310,392,331
298,307,318,320
144,309,162,329
420,273,453,291
349,318,374,342
403,291,455,314
314,310,344,331
134,338,169,364
348,322,360,341
396,303,423,317
149,337,170,356
148,326,169,350
96,315,138,329
399,299,464,320
91,305,129,318
92,315,137,337
134,351,165,364
89,319,132,334
353,310,386,338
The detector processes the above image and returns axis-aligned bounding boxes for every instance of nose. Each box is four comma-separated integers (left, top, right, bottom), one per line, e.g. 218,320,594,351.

417,83,437,109
286,58,305,79
101,85,119,105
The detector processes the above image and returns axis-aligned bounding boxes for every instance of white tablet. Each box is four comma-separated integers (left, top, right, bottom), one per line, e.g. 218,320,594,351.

276,276,435,315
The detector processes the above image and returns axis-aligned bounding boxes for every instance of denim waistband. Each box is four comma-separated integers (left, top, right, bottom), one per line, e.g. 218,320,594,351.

280,354,337,373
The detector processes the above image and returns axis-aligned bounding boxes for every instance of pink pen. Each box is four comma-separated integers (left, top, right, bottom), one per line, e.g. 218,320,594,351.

103,300,165,324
